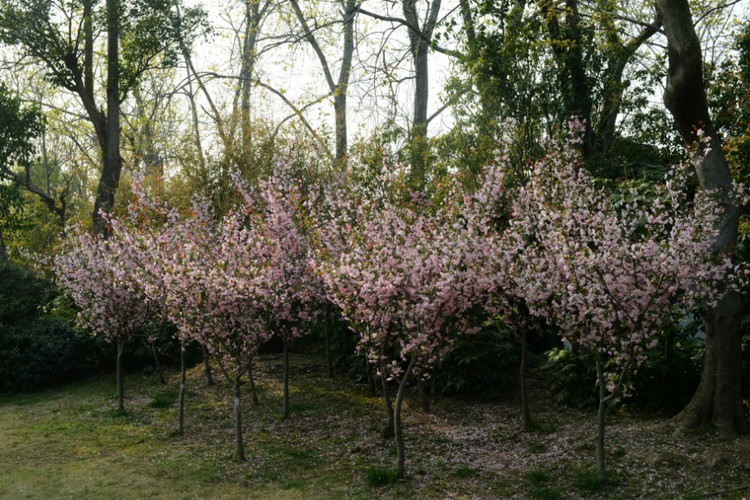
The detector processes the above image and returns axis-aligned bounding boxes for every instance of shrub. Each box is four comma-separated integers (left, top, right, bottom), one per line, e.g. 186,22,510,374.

0,261,56,326
428,328,519,399
0,316,99,391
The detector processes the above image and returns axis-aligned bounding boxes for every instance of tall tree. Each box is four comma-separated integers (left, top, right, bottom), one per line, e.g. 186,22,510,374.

657,0,748,436
0,0,206,234
289,0,357,161
0,80,45,259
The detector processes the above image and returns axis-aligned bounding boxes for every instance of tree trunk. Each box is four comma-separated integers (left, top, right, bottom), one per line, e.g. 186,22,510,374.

93,0,122,236
402,0,441,184
201,344,214,386
177,342,186,435
658,0,748,436
394,377,408,478
537,0,595,160
520,329,530,428
116,337,125,411
379,359,395,439
325,304,333,378
595,360,607,484
151,339,165,384
394,358,416,478
248,357,259,407
282,339,290,420
233,375,246,461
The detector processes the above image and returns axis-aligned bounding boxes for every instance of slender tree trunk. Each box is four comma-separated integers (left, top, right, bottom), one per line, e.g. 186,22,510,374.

151,339,165,384
201,344,214,386
177,342,186,435
116,337,125,411
658,0,748,436
233,375,246,461
520,330,530,428
394,359,416,478
595,360,608,484
379,359,395,439
248,357,259,407
282,339,290,420
325,304,333,378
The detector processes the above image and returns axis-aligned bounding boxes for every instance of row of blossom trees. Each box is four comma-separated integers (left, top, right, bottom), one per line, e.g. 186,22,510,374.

54,123,743,481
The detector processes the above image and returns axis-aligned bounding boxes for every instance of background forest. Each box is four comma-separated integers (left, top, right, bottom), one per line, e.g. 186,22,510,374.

1,0,750,497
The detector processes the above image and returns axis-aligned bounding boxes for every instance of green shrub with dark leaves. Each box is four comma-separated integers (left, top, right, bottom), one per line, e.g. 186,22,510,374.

427,328,520,399
0,316,99,391
542,315,704,412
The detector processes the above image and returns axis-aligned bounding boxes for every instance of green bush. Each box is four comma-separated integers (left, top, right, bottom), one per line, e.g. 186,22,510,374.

542,347,599,409
0,316,99,391
543,316,704,412
0,261,56,326
428,328,520,399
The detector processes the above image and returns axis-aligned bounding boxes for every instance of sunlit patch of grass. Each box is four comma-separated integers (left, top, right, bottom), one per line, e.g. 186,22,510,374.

147,389,178,408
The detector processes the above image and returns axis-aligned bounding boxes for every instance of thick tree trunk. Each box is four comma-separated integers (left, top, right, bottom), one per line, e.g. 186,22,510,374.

537,0,595,160
177,342,186,435
93,0,122,236
402,0,441,184
116,337,125,411
658,0,747,436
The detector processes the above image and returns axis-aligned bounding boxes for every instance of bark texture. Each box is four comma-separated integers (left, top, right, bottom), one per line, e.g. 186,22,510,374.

94,0,122,236
658,0,748,436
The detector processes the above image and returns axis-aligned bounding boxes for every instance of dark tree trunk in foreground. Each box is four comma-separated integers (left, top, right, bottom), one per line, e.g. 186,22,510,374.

658,0,748,436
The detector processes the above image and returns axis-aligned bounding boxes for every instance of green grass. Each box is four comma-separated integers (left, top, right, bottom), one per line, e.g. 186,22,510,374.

365,467,399,487
1,352,747,500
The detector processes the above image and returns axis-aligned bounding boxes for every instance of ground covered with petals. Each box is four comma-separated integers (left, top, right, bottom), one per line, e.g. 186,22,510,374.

1,354,749,499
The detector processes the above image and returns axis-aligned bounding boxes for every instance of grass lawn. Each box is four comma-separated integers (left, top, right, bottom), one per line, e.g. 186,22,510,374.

1,353,749,499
